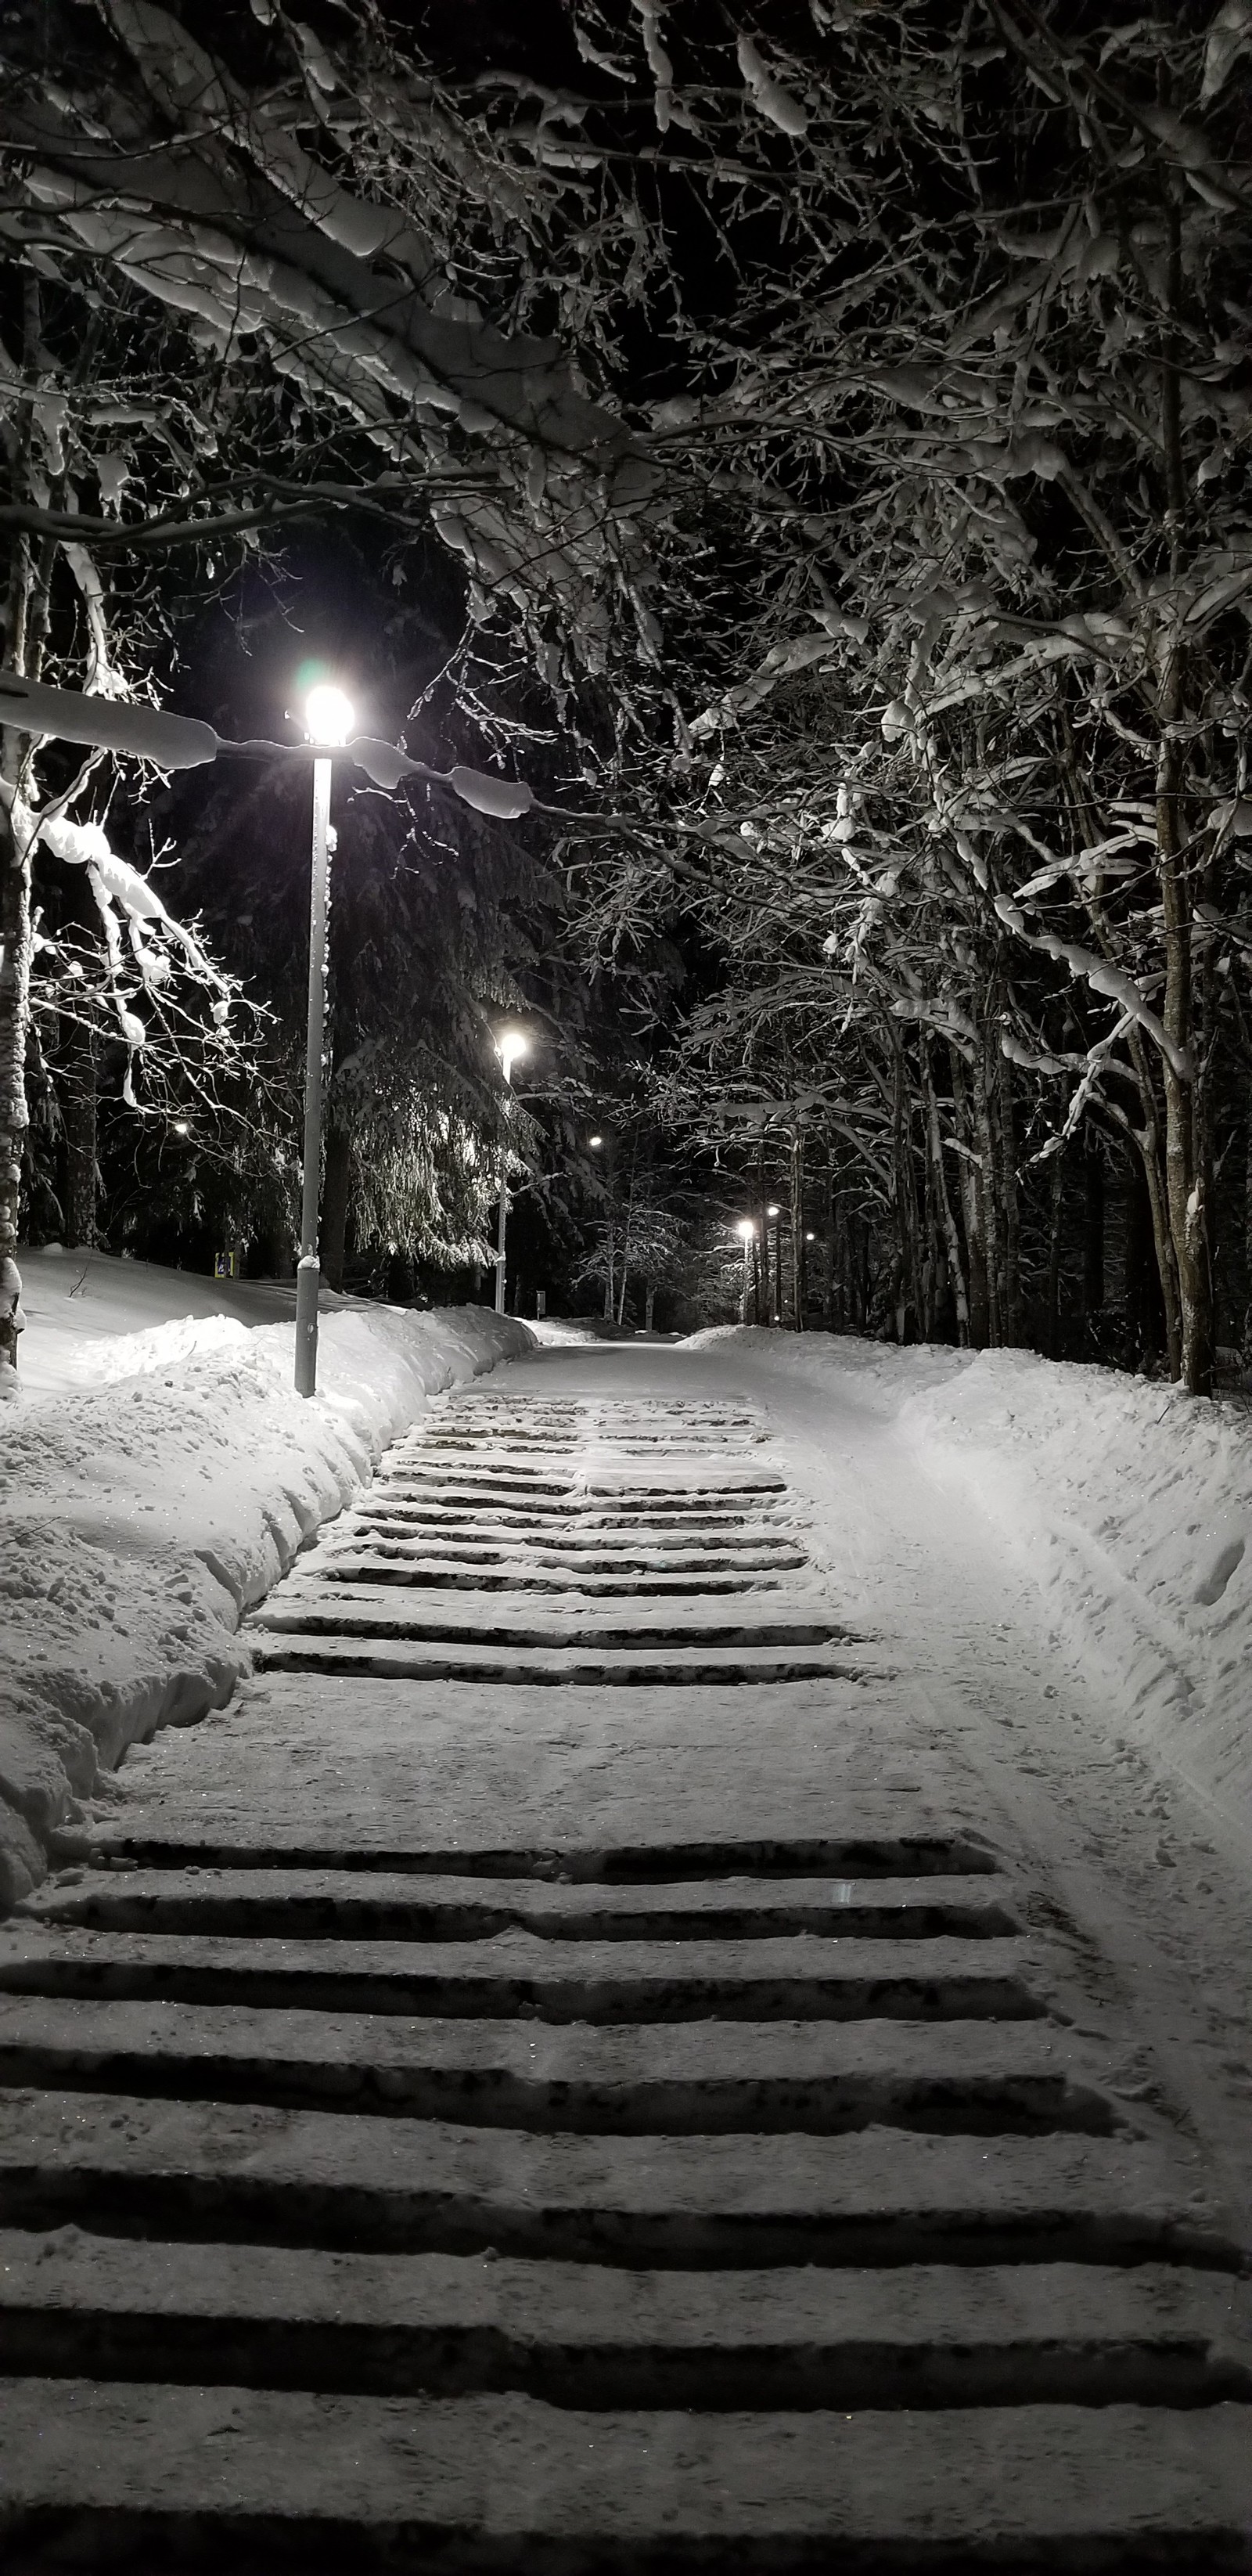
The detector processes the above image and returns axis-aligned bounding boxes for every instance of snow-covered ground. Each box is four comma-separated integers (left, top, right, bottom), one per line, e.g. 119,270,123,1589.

0,1251,531,1903
690,1326,1252,1834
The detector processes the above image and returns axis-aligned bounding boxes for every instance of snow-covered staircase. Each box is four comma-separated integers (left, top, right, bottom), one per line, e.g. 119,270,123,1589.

0,1367,1248,2567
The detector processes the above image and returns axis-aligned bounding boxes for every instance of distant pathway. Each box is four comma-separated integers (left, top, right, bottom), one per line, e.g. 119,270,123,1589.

0,1344,1248,2567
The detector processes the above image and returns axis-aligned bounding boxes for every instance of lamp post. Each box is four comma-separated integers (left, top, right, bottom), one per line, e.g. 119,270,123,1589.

766,1202,782,1324
294,683,354,1397
735,1218,756,1325
495,1029,529,1315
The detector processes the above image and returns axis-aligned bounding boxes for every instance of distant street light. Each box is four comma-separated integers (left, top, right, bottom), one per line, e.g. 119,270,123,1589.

588,1133,603,1148
294,683,354,1398
735,1216,756,1324
495,1029,530,1314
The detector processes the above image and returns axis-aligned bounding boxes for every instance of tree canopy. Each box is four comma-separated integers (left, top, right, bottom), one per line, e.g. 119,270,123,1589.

2,1,1250,1382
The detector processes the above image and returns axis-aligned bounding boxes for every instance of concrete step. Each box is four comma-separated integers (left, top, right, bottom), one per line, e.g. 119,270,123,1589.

1,2380,1248,2569
343,1529,807,1566
350,1515,800,1548
0,1929,1045,2023
0,2001,1121,2134
250,1590,849,1649
304,1558,795,1596
1,2091,1232,2268
74,1810,1006,1884
246,1633,873,1687
19,1868,1025,1943
359,1499,789,1530
2,2236,1247,2408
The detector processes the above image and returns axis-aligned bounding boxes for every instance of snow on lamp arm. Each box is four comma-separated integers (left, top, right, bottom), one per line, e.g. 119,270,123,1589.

0,674,535,818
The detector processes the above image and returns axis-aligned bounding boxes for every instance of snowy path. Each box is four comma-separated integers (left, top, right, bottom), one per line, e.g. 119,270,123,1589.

0,1340,1250,2567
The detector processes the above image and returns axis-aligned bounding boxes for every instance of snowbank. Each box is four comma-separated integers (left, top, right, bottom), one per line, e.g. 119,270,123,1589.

688,1328,1252,1828
0,1275,533,1904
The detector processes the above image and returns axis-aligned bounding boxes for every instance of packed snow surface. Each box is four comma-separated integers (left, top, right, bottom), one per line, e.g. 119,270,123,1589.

0,1251,531,1903
689,1328,1252,1832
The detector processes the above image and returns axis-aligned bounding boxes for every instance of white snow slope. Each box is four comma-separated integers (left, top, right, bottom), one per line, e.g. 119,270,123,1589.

690,1327,1252,1834
0,1252,532,1904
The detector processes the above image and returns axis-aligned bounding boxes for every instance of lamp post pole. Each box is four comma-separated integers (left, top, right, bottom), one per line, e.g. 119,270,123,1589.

494,1033,527,1315
293,684,354,1397
735,1219,755,1324
494,1110,509,1317
293,749,333,1397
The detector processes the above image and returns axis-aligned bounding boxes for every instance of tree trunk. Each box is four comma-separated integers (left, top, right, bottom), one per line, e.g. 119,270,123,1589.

320,1122,353,1292
950,1049,990,1346
62,1024,98,1248
999,1054,1023,1346
790,1128,804,1329
644,1283,656,1332
1045,1142,1065,1360
1156,192,1213,1396
1125,1029,1182,1377
756,1139,768,1324
0,785,31,1366
821,1137,834,1327
1244,1096,1252,1364
891,1035,923,1342
0,291,51,1371
972,1052,1003,1347
923,1042,969,1346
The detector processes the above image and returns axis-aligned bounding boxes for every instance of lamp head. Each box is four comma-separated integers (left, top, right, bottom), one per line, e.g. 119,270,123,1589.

735,1218,756,1242
766,1202,780,1217
588,1133,603,1148
497,1028,529,1081
304,683,354,748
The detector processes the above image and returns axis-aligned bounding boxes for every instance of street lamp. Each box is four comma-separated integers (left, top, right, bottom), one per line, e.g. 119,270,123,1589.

294,683,354,1397
495,1028,529,1314
735,1217,756,1325
588,1133,603,1148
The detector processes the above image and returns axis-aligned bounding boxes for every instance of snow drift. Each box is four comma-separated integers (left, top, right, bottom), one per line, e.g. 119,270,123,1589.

689,1328,1252,1833
0,1287,532,1905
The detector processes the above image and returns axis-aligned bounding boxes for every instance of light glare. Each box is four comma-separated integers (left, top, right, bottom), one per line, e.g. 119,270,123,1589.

304,683,354,747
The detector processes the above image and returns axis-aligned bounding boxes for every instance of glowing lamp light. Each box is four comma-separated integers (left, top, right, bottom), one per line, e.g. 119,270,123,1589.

805,1230,816,1242
173,1119,189,1136
766,1202,780,1217
588,1133,603,1148
735,1218,757,1241
304,684,355,747
497,1029,530,1083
